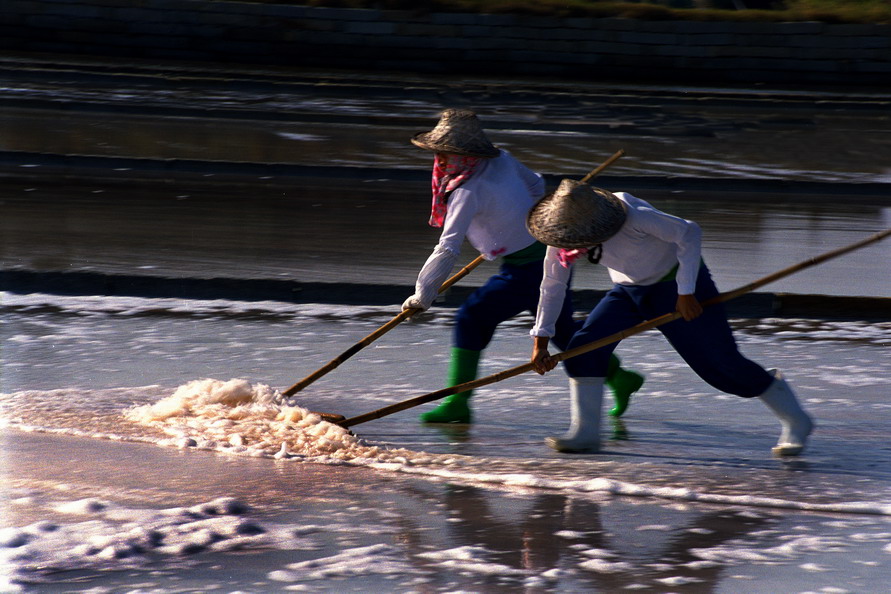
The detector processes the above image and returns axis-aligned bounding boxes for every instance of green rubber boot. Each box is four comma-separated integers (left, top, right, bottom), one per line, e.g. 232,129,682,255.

605,354,644,418
420,347,481,424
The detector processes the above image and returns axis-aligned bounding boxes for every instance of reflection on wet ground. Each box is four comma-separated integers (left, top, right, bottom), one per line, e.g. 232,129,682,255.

10,429,889,593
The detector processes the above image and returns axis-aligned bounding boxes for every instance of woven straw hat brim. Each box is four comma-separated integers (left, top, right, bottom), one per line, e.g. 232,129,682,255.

411,132,499,158
411,108,500,158
527,182,627,249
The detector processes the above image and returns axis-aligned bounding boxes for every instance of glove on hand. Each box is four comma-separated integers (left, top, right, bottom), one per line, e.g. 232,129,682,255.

402,294,429,312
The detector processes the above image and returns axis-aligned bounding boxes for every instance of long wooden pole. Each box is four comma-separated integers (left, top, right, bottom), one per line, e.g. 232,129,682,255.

337,227,891,428
581,149,624,183
283,149,626,397
283,254,485,396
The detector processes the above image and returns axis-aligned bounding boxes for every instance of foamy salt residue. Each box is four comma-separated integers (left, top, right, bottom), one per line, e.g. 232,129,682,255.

124,378,382,460
120,378,891,518
416,545,531,577
0,496,316,591
372,463,891,517
123,377,447,467
268,544,415,582
690,534,849,565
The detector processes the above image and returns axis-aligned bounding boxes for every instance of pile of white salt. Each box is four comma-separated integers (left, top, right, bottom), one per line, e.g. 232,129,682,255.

125,378,378,460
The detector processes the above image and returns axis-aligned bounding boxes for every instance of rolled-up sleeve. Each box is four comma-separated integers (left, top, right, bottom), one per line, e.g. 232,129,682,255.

530,246,572,337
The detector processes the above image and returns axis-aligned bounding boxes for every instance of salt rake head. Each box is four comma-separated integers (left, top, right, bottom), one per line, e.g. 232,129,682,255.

312,411,352,436
313,411,347,424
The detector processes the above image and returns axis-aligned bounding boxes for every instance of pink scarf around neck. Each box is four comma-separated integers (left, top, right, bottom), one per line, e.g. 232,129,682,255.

557,247,588,268
558,244,603,268
428,154,481,228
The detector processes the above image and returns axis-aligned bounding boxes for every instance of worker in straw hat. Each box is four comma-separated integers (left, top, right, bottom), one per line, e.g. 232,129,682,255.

527,179,814,455
404,108,645,424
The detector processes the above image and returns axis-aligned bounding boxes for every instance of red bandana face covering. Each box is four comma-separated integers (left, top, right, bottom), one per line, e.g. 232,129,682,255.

429,153,481,228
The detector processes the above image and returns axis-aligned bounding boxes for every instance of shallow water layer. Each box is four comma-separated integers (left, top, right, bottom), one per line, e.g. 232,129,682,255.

5,432,891,593
2,293,889,483
2,56,891,183
1,56,890,298
1,295,890,592
6,458,891,594
1,176,889,297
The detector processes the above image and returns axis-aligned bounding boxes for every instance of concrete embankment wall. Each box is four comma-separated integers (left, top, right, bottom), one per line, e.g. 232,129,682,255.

3,0,891,87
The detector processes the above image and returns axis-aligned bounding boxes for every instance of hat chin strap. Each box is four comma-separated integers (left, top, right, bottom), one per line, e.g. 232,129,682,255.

586,244,603,264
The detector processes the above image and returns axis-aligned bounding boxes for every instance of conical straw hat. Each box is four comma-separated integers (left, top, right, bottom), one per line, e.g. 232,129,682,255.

411,108,499,158
526,179,627,249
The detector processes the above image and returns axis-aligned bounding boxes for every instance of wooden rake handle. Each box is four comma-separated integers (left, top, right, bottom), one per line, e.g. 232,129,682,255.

581,149,624,183
282,254,486,396
337,227,891,428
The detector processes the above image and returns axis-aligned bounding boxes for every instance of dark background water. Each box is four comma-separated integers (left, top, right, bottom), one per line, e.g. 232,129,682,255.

0,54,889,299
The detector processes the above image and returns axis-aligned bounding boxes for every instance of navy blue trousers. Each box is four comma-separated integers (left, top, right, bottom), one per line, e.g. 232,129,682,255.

454,259,579,353
564,265,772,398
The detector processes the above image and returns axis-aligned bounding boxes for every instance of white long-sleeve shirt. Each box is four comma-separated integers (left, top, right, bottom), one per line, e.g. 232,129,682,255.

408,150,545,309
438,149,545,260
531,192,702,337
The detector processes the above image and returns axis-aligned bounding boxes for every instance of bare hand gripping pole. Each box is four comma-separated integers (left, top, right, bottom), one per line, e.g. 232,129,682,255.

283,149,626,397
337,227,891,428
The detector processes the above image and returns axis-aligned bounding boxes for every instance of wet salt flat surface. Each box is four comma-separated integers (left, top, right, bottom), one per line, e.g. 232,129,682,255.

2,293,891,592
2,55,891,184
1,176,889,298
1,54,889,297
1,55,890,591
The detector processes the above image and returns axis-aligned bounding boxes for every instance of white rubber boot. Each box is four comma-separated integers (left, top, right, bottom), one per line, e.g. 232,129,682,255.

546,377,604,453
758,370,814,457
